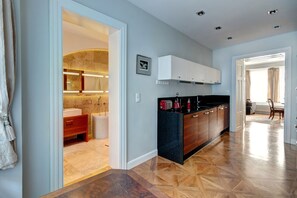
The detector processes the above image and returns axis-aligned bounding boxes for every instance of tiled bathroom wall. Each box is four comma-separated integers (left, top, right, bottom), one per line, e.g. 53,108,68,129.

63,49,109,139
63,49,108,73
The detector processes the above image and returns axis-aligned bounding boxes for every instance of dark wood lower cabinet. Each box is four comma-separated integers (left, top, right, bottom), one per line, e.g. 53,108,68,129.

158,103,229,165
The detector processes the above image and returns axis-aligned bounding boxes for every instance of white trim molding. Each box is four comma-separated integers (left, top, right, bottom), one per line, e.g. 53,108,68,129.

231,47,292,143
49,0,127,191
127,150,158,170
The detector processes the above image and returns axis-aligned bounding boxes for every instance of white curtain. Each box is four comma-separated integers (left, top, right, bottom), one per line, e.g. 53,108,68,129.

267,68,280,102
246,70,251,100
0,0,17,170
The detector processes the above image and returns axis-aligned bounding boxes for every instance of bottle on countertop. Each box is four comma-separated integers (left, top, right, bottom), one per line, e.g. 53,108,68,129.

174,97,180,111
187,98,191,112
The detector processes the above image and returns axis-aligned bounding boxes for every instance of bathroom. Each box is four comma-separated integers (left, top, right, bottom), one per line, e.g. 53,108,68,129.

62,10,111,185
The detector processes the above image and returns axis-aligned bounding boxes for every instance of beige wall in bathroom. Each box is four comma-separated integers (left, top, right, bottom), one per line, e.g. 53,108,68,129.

63,49,109,138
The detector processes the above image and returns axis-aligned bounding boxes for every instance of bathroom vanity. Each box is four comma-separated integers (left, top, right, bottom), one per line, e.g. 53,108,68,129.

157,95,229,164
64,114,89,142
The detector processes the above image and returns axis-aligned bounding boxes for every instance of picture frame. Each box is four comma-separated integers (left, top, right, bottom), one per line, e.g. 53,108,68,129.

136,54,151,76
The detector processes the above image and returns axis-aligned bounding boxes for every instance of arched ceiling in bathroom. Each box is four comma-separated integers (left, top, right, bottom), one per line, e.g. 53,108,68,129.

63,10,109,54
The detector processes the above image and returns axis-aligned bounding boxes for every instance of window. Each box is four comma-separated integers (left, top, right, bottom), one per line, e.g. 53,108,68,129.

249,66,285,103
250,68,268,102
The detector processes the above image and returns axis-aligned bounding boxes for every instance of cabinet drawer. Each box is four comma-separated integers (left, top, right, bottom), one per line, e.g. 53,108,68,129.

64,114,88,130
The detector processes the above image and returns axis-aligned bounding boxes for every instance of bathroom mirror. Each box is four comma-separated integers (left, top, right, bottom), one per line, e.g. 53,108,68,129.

63,49,109,93
63,69,82,91
83,72,108,92
63,69,108,93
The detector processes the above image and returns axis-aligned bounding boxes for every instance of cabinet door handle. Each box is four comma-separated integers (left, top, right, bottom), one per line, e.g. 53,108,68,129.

65,120,73,126
192,114,198,118
204,112,209,115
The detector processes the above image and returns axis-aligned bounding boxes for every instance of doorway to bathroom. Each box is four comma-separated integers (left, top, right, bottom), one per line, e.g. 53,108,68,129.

62,9,112,185
49,0,127,190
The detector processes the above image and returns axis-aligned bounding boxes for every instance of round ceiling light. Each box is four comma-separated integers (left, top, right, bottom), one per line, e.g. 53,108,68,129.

196,10,205,16
268,9,278,15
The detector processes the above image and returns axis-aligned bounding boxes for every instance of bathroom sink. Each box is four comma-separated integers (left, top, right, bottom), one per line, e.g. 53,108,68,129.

63,108,82,117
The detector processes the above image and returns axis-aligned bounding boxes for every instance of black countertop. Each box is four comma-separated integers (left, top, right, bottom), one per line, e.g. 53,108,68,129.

160,102,228,115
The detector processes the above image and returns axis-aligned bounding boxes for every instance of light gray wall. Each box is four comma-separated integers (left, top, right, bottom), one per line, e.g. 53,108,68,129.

0,0,22,197
20,0,212,197
212,31,297,142
21,0,51,197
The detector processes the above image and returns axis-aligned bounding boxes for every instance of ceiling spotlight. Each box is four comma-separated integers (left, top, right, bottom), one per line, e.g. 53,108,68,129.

274,25,280,29
268,9,278,15
196,10,205,16
227,36,233,40
215,26,222,30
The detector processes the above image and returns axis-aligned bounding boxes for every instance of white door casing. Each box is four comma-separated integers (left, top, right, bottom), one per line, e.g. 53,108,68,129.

49,0,127,191
230,47,291,144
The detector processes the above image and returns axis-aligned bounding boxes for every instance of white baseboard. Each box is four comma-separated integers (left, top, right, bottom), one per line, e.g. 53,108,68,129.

127,149,157,169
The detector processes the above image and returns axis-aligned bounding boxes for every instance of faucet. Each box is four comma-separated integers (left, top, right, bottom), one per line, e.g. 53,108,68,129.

97,96,102,112
97,96,102,105
196,96,200,110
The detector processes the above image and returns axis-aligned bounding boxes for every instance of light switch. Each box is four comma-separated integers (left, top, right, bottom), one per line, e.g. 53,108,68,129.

135,93,141,103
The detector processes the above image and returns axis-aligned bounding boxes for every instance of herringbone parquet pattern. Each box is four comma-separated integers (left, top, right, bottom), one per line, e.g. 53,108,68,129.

133,118,297,197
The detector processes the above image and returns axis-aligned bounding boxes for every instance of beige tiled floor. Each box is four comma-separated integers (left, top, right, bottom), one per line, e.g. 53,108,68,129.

63,138,110,185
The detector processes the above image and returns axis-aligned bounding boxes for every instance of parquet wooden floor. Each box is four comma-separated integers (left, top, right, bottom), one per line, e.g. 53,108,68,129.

133,118,297,197
44,117,296,197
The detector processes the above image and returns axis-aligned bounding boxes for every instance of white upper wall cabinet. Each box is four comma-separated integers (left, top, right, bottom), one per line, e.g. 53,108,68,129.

158,55,221,84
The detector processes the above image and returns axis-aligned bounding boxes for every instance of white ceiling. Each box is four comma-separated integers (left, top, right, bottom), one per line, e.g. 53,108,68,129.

127,0,297,49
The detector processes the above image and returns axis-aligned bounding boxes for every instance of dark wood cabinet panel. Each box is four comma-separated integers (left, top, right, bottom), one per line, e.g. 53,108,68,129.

196,111,209,147
64,114,88,142
223,104,229,130
218,105,225,132
184,113,199,154
208,107,218,139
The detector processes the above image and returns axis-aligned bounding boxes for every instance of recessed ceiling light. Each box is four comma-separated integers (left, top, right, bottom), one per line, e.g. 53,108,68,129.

227,36,232,40
268,9,278,15
215,26,222,30
196,10,205,16
274,25,280,29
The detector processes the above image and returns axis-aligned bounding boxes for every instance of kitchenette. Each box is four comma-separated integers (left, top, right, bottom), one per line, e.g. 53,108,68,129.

157,55,229,164
157,95,229,164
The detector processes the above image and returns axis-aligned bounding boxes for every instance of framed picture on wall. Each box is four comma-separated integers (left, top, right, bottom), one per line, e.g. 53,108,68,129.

136,54,151,76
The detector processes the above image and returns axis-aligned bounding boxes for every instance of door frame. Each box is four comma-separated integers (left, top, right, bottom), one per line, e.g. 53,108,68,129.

49,0,127,191
230,47,292,143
